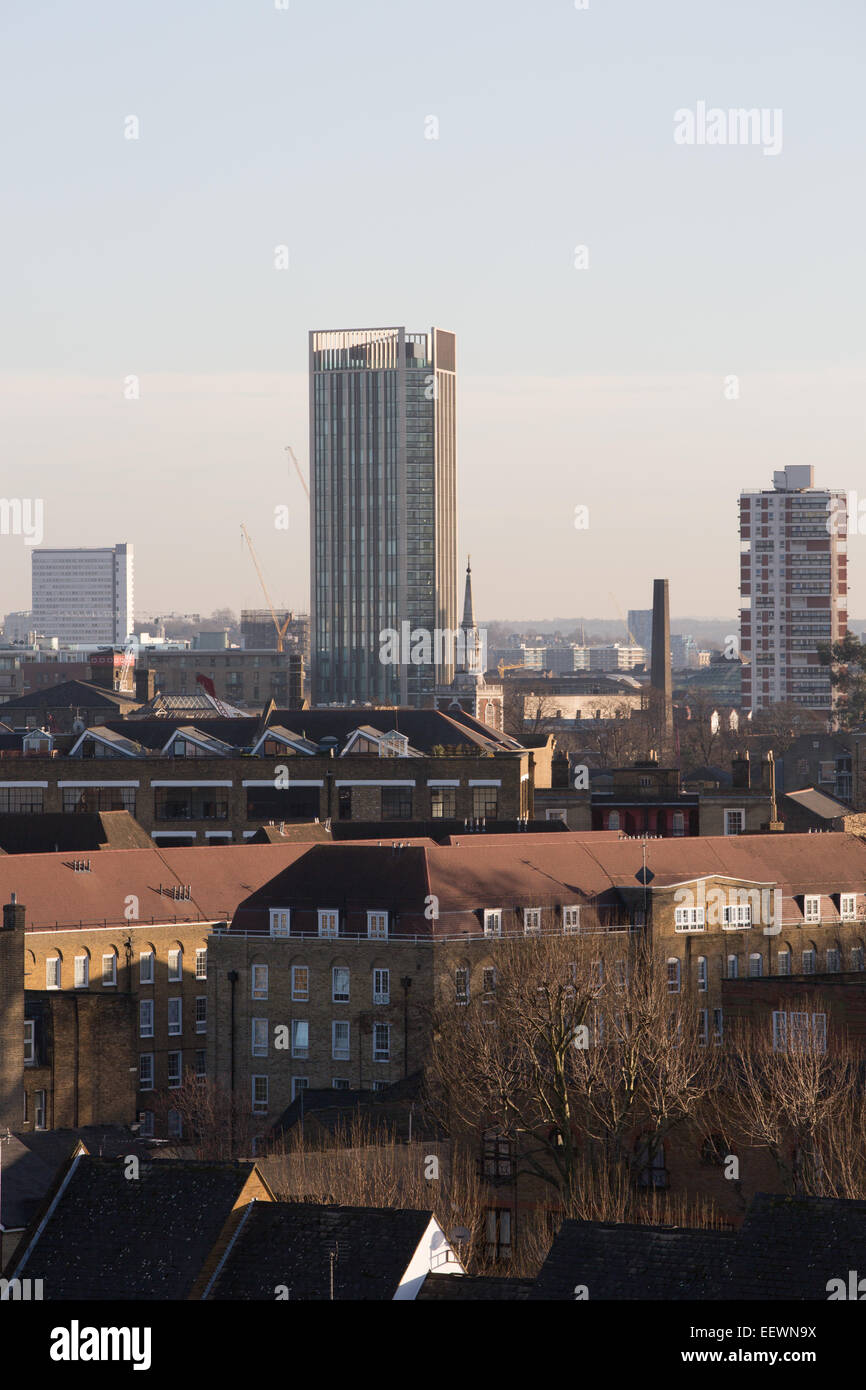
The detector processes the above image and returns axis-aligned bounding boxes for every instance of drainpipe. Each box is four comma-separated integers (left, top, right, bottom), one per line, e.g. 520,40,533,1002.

227,970,238,1155
400,976,412,1078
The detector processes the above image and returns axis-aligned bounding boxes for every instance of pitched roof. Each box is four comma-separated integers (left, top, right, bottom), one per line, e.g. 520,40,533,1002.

9,1156,267,1299
418,1272,534,1300
247,821,333,844
724,1192,866,1299
531,1218,733,1299
784,787,851,820
0,810,153,854
131,692,252,719
0,680,139,711
204,1202,440,1300
0,1128,155,1233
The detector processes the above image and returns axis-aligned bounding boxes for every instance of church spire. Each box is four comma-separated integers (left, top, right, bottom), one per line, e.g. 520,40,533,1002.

461,555,475,632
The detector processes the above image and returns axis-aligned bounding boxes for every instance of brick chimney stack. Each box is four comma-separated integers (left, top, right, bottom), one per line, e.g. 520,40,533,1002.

0,894,25,1132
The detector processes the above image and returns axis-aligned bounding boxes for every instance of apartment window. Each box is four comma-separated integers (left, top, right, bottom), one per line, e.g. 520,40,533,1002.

372,1080,390,1093
607,810,620,831
455,967,470,1004
483,909,502,937
373,1022,391,1062
722,903,752,929
666,958,680,993
34,1089,46,1130
102,954,117,987
74,955,89,989
724,809,745,836
332,1078,351,1090
24,1019,35,1065
482,1131,514,1179
168,948,182,981
252,1018,268,1057
367,911,388,940
803,895,821,924
139,1000,154,1038
523,908,542,936
167,1109,182,1139
672,810,685,837
318,909,339,939
46,957,60,990
431,787,456,818
332,966,350,1003
635,1139,668,1190
195,996,207,1033
140,951,154,985
485,1208,512,1260
139,1110,154,1137
852,946,865,972
697,1009,709,1046
840,893,857,923
482,967,497,995
826,947,841,973
195,948,207,980
726,954,738,979
373,968,390,1005
167,1052,181,1088
697,956,708,992
774,1011,827,1054
748,952,763,978
777,950,791,976
675,906,705,932
252,964,269,999
473,787,499,820
291,965,309,1001
291,1077,308,1101
168,998,182,1035
802,949,816,974
139,1054,154,1090
381,785,412,819
291,1020,309,1058
252,1075,269,1114
562,905,580,934
270,910,290,938
712,1008,723,1045
332,1020,350,1060
195,1049,206,1079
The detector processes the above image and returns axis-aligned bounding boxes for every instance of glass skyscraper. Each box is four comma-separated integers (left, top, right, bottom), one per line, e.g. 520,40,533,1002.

309,327,457,707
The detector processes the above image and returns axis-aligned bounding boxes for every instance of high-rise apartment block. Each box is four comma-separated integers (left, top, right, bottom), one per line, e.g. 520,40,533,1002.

309,327,457,707
32,544,134,645
739,467,847,713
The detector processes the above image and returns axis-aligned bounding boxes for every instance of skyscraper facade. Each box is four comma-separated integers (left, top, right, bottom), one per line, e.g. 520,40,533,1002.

31,543,134,645
309,326,457,706
739,466,847,714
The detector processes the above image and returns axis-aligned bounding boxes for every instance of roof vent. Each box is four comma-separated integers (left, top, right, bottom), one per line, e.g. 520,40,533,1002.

71,858,91,873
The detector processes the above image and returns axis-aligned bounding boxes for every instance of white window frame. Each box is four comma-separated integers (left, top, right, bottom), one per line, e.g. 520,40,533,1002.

195,996,207,1033
291,1019,309,1058
666,958,681,994
139,1053,154,1090
252,964,269,1000
167,1051,181,1089
373,1021,391,1062
840,893,857,922
291,1077,308,1101
102,954,117,987
455,967,469,1004
332,966,350,1003
252,1074,269,1114
727,954,738,979
252,1018,268,1057
373,968,390,1005
697,956,708,993
777,950,791,976
195,947,207,980
748,952,763,978
826,947,841,973
523,908,542,936
140,951,154,985
24,1018,35,1065
562,905,580,934
332,1019,350,1060
772,1010,787,1052
697,1008,709,1046
46,957,60,990
168,997,182,1036
270,909,291,938
74,955,89,989
724,808,745,836
483,909,502,938
140,999,154,1038
712,1008,723,1045
803,895,821,924
318,909,339,939
722,903,752,930
367,910,388,940
675,906,705,932
168,948,182,982
802,949,815,974
291,965,309,1001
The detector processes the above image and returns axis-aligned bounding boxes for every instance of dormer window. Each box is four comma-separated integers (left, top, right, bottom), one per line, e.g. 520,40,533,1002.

840,893,857,922
483,909,502,938
804,895,821,924
318,910,339,939
523,908,541,936
270,910,290,938
367,911,388,940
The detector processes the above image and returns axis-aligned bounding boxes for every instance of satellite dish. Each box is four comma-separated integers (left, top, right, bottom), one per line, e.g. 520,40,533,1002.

449,1227,471,1244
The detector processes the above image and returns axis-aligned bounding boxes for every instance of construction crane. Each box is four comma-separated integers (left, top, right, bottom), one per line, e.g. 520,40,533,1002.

240,523,292,652
285,445,309,501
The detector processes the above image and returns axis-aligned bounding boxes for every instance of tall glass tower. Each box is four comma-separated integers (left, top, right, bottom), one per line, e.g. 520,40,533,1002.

309,326,457,707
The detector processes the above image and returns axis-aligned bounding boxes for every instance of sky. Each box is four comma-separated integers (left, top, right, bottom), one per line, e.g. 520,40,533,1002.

2,0,864,624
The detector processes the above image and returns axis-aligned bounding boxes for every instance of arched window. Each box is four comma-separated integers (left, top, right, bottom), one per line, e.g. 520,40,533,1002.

666,958,680,993
748,952,763,978
697,956,708,992
727,954,738,980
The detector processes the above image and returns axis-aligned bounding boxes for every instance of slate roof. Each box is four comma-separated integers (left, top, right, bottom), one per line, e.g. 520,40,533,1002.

9,1156,264,1299
784,787,852,821
0,1129,154,1234
247,821,333,844
0,680,139,711
723,1192,866,1300
418,1273,534,1301
205,1202,437,1300
0,810,153,854
531,1219,733,1300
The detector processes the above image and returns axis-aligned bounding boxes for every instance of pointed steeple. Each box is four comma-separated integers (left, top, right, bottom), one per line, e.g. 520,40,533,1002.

461,556,475,632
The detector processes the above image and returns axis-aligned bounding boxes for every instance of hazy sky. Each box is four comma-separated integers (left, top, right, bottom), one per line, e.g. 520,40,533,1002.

2,0,864,624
